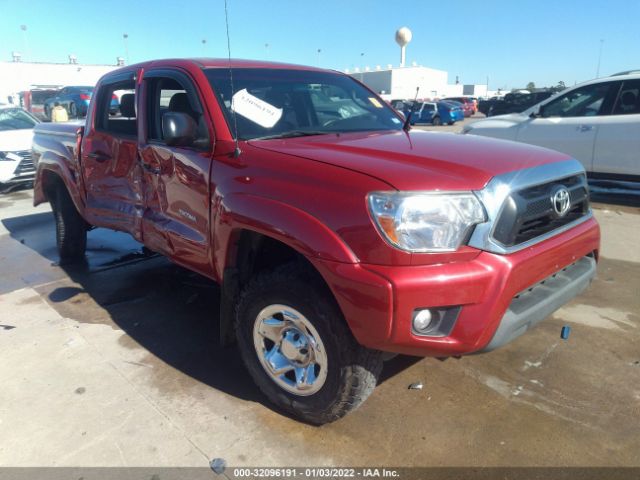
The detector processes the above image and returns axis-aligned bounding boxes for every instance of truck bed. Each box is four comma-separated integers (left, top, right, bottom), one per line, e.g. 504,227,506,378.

34,121,84,138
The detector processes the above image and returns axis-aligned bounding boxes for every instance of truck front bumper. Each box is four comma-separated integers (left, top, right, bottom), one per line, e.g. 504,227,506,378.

313,217,600,357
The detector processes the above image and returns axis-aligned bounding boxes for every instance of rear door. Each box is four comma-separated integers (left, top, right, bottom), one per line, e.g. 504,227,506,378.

592,78,640,178
516,81,619,172
80,71,144,238
138,68,214,276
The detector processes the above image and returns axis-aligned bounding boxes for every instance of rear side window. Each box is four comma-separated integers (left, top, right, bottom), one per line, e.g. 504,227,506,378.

95,79,137,137
612,79,640,115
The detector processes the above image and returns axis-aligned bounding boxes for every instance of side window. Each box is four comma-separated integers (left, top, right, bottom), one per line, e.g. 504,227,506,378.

95,79,137,136
612,79,640,115
541,82,612,118
146,76,210,150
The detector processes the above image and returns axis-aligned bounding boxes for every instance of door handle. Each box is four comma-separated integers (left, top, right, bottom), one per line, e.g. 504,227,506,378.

577,124,593,132
87,152,111,162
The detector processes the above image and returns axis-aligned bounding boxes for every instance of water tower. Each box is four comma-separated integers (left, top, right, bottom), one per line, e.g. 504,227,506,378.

395,27,412,67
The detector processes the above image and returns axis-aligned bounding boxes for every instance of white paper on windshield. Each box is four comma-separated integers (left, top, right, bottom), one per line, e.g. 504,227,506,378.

231,89,283,128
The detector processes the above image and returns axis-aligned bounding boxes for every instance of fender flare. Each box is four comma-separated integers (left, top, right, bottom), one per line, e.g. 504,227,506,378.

215,192,359,346
34,151,85,215
216,192,358,275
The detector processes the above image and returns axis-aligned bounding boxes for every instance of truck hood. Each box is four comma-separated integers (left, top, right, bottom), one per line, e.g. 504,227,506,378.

0,128,34,152
249,130,569,191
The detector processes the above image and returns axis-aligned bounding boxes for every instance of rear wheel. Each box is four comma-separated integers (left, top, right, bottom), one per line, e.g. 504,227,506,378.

51,186,87,263
235,262,383,424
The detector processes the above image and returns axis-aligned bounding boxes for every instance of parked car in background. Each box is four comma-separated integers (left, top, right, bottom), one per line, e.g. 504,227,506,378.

406,102,441,125
463,72,640,179
0,105,39,189
444,97,476,116
440,100,464,124
43,86,119,120
20,88,60,120
487,91,555,117
478,96,502,116
401,101,459,126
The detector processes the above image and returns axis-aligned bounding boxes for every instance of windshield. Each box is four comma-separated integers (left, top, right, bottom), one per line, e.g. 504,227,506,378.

204,68,403,140
0,108,39,131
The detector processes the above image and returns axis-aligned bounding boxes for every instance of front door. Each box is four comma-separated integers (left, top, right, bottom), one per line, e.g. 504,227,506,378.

516,80,619,173
138,69,215,277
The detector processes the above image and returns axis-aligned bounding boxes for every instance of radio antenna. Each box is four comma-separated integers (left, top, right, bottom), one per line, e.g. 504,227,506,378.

224,0,241,157
403,86,420,132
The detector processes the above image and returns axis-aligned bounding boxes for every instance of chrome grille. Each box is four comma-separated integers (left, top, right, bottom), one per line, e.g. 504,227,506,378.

11,150,35,177
468,159,594,255
492,174,590,247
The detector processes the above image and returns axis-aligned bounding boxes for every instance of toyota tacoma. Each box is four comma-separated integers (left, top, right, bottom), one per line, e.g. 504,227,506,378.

32,59,600,424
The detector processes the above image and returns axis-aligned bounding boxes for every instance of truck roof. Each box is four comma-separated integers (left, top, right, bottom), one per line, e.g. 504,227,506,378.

125,58,328,72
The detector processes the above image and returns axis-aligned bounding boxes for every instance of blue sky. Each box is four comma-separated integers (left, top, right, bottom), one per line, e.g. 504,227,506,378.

1,0,639,89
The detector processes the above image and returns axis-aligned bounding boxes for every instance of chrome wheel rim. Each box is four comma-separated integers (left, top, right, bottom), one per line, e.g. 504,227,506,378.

253,304,328,396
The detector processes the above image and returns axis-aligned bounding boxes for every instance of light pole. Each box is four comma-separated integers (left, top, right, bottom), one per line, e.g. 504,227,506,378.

317,48,321,67
20,25,29,60
596,39,604,78
360,52,365,81
123,33,129,65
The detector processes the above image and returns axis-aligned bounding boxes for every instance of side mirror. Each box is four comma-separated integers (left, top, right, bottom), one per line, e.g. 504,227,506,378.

397,111,406,120
162,112,197,147
532,105,545,118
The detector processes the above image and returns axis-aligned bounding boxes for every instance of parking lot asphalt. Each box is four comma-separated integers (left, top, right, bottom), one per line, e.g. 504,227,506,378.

0,184,639,468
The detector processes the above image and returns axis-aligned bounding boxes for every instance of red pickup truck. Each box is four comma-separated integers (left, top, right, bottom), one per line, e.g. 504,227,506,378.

32,59,600,424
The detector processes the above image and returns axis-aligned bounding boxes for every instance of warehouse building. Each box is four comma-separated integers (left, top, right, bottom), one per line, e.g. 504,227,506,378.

0,55,121,105
348,64,489,100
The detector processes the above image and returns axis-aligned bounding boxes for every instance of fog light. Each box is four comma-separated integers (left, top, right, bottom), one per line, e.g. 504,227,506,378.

412,309,433,333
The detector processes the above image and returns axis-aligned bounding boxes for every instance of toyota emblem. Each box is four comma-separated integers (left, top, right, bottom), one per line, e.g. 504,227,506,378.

551,185,571,217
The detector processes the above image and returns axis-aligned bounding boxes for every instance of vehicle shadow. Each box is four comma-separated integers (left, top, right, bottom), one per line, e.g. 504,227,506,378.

1,212,419,422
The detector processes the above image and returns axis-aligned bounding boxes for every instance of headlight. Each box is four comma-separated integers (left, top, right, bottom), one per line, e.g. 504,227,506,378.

368,192,486,252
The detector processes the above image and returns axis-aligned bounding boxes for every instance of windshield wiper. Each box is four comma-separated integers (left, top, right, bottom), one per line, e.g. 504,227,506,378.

250,130,329,141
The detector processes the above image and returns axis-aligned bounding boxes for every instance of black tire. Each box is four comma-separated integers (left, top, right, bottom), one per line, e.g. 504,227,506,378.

69,102,77,118
235,262,383,425
448,121,454,125
51,185,87,263
432,116,442,126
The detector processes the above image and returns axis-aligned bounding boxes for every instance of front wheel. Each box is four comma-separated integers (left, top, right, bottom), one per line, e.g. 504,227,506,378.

432,116,442,126
235,262,383,424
